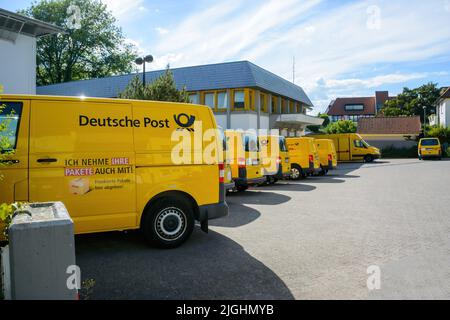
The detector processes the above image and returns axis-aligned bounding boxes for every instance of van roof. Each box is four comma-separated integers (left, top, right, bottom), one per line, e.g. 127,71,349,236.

0,94,208,109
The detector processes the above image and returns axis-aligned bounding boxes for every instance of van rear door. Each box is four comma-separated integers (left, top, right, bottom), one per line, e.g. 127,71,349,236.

28,99,137,234
0,99,29,204
338,136,350,161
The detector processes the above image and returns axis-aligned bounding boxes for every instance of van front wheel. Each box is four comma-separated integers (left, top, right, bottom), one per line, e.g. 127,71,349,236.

364,155,374,163
142,197,195,249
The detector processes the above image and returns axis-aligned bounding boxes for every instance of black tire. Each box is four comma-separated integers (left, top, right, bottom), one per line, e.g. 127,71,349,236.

141,197,195,249
236,185,248,192
290,164,303,180
364,155,374,163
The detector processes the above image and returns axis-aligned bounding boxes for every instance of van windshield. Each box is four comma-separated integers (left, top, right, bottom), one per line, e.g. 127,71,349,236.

421,139,439,146
279,136,288,152
244,134,259,152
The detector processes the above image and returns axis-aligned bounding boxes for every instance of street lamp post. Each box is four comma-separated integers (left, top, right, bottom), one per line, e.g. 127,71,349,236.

423,106,427,126
135,55,153,87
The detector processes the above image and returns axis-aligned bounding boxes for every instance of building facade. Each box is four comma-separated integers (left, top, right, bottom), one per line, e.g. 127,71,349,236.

37,61,323,136
0,8,63,94
326,91,393,123
436,87,450,128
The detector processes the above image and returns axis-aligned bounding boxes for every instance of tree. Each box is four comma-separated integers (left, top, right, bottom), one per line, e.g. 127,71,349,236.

20,0,137,85
378,83,440,122
119,67,190,103
307,113,330,133
325,120,357,134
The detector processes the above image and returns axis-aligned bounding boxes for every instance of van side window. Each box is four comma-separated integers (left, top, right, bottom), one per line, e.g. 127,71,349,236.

354,140,365,148
0,102,22,152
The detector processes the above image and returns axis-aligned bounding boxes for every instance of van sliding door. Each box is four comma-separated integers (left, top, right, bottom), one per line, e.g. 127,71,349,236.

28,100,137,234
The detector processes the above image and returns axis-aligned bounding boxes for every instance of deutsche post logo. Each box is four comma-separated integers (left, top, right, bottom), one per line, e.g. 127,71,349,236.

174,113,195,132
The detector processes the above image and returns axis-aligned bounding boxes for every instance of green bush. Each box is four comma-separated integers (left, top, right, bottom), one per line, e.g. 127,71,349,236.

381,146,418,158
325,120,357,134
425,126,450,144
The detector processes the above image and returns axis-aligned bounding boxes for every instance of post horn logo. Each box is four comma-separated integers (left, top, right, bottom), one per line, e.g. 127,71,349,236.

174,113,196,132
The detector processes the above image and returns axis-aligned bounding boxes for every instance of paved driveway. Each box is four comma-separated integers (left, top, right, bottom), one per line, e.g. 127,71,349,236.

76,159,450,299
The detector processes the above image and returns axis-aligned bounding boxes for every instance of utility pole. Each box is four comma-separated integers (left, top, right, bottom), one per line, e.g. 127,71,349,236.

292,56,295,84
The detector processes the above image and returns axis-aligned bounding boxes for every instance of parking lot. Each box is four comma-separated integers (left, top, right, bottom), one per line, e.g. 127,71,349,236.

76,159,450,300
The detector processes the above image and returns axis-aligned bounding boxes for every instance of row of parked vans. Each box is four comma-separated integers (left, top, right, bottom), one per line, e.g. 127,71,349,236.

0,95,381,248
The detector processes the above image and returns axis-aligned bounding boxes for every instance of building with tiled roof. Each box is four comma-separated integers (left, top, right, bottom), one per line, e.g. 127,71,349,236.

37,60,323,136
326,91,394,123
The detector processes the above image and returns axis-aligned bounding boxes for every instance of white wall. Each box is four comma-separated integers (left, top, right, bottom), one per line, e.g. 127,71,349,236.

0,34,36,94
438,99,450,128
230,113,258,130
214,114,227,129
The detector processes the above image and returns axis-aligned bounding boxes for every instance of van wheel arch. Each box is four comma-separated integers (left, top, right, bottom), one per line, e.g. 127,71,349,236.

141,191,200,226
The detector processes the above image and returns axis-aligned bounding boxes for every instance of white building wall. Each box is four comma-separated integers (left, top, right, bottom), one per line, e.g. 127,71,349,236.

260,114,270,130
214,114,227,129
229,113,258,130
0,34,37,94
438,99,450,128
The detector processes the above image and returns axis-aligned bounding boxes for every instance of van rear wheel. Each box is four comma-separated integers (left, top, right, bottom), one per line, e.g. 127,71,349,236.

142,197,195,249
290,164,303,180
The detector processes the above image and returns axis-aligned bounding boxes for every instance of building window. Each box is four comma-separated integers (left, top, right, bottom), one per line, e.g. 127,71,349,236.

260,93,267,113
233,90,245,109
271,96,277,113
248,89,255,111
344,104,364,111
188,93,199,104
217,91,227,110
204,92,215,110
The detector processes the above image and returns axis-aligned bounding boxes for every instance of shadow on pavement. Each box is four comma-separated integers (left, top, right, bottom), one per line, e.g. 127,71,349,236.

256,182,316,192
227,190,292,205
209,201,261,228
75,229,294,300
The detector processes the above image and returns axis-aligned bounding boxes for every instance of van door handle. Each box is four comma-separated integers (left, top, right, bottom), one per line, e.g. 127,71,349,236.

0,159,19,164
37,158,57,163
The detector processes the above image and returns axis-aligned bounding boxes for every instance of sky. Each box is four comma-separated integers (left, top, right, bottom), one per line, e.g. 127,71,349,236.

2,0,450,113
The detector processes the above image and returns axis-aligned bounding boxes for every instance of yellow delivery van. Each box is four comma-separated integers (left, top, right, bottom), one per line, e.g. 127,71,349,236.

258,135,291,184
286,137,320,180
225,130,265,191
315,139,338,175
310,133,381,162
0,94,228,248
218,127,234,191
418,138,442,160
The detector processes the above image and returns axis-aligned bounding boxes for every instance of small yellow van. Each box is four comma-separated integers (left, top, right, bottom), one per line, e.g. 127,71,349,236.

258,135,291,184
309,133,380,162
286,137,320,180
418,138,442,160
315,139,338,175
0,94,228,248
225,130,265,191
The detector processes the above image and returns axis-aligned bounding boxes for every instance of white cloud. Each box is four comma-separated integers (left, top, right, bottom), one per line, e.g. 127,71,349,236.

155,27,169,35
145,0,450,112
101,0,145,21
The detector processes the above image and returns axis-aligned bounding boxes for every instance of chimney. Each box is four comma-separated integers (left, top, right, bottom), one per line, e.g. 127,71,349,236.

375,91,389,114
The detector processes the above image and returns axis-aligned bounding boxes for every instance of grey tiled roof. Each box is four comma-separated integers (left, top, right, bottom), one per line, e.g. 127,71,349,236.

37,61,313,106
